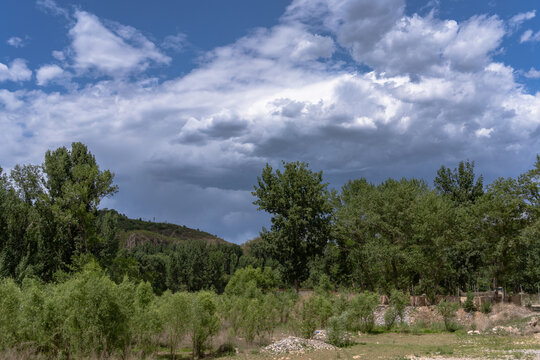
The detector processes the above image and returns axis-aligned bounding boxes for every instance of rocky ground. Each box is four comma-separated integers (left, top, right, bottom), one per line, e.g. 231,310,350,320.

262,336,336,354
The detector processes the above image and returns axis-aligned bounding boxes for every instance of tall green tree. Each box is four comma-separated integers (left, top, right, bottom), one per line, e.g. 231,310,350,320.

434,160,484,204
475,177,528,294
43,142,118,255
252,161,332,290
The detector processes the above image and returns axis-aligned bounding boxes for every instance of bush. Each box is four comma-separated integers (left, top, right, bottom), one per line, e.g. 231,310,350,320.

224,266,279,296
298,294,333,338
55,263,131,356
384,308,398,330
348,292,379,333
327,313,352,347
480,300,492,314
275,289,297,323
385,290,409,329
159,291,191,359
0,278,21,350
130,281,162,355
463,291,476,313
190,291,220,359
436,299,459,332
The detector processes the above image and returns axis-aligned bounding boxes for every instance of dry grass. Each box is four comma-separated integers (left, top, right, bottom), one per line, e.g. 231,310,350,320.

227,332,540,360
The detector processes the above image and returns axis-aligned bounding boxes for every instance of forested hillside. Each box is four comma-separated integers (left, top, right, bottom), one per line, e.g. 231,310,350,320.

111,211,226,249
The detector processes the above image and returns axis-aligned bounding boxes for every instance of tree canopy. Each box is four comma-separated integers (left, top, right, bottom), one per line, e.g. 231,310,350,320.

252,161,332,290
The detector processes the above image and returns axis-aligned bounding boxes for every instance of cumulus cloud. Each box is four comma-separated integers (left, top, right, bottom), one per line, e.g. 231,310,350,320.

0,90,24,111
2,0,540,242
36,64,65,85
0,59,32,82
69,11,170,76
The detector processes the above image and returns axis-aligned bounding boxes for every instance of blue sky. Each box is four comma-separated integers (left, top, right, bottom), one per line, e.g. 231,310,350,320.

1,0,539,243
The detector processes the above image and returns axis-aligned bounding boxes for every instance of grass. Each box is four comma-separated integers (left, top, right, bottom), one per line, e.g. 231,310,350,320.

227,332,540,360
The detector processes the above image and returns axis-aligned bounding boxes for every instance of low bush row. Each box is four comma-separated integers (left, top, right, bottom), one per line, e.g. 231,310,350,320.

0,263,474,358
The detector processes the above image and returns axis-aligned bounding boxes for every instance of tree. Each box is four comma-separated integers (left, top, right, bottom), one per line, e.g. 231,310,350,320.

252,161,332,290
43,142,118,255
475,177,528,295
434,160,484,204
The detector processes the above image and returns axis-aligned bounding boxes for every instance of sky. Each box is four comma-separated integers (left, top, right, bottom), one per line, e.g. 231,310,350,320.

1,0,539,244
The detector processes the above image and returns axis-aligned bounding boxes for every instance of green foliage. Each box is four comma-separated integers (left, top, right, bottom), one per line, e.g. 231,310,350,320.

434,160,484,204
224,265,279,296
463,291,476,313
348,292,380,333
252,161,332,289
190,291,220,358
159,291,191,359
297,294,333,338
436,299,459,332
385,290,409,329
0,278,21,349
57,263,130,356
327,313,352,347
481,300,492,314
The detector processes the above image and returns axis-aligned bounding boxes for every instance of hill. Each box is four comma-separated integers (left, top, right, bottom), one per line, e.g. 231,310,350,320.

109,211,227,250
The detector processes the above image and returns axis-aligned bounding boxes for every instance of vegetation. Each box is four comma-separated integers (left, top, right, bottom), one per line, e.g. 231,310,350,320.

1,143,540,358
436,299,460,332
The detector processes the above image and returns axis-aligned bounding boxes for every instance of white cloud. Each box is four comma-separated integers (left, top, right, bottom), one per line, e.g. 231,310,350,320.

52,50,66,61
524,67,540,79
475,127,494,138
36,64,65,85
0,59,32,82
36,0,69,19
509,10,536,29
69,11,170,76
520,29,540,43
2,0,540,242
229,25,335,63
0,90,23,111
7,36,24,48
285,0,405,61
443,15,505,71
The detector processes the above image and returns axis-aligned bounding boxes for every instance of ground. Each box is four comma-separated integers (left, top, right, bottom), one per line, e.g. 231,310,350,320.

228,333,540,360
224,304,540,360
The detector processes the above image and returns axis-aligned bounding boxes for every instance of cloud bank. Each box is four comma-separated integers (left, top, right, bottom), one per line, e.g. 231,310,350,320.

1,0,539,243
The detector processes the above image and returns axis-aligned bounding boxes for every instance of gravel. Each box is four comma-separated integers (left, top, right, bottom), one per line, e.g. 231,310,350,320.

262,336,336,354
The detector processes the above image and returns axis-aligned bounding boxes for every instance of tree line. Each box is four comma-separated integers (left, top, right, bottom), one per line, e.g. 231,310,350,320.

0,143,539,298
252,158,540,298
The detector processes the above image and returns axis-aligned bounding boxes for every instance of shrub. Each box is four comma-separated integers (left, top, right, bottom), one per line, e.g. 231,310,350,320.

327,313,352,347
348,292,380,333
384,308,398,330
224,266,279,296
436,299,459,332
463,291,476,313
385,290,409,329
298,294,333,338
55,263,131,356
190,291,220,359
159,291,191,359
0,278,22,350
275,289,298,323
480,300,492,314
